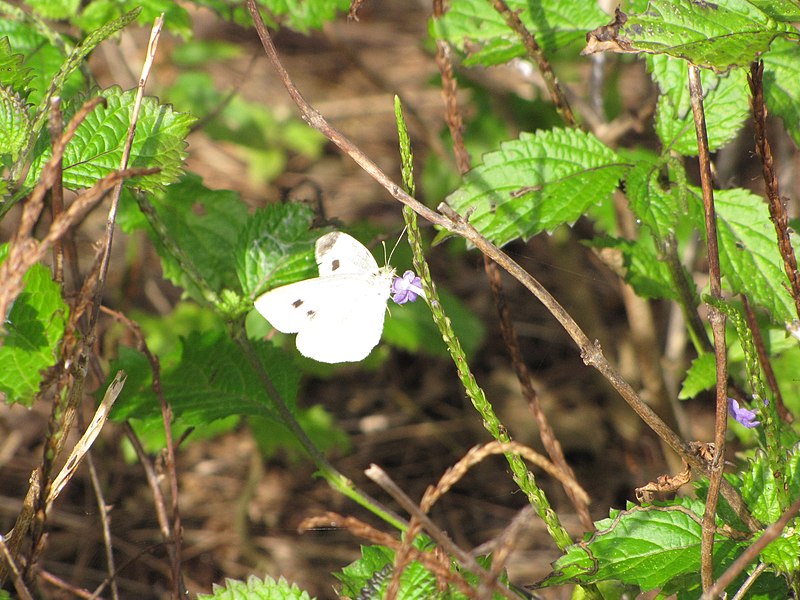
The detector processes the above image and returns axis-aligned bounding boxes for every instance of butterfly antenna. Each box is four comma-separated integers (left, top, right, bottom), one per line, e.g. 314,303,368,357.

387,226,408,264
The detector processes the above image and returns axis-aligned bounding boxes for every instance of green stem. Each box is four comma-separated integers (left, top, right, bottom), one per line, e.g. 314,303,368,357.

233,324,407,531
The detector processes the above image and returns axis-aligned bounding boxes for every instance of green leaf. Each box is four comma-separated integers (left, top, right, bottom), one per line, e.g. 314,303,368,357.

250,404,349,460
23,0,81,20
762,37,800,148
336,546,394,598
0,36,34,91
257,0,351,33
335,543,442,600
537,505,744,591
0,21,81,108
586,0,793,71
119,175,249,302
236,203,320,298
714,187,796,323
590,235,677,301
649,54,749,155
0,86,30,161
27,86,195,192
742,450,782,523
760,531,800,572
679,352,716,399
110,331,300,426
0,244,68,406
196,0,351,33
444,129,627,246
748,0,800,21
74,0,192,39
197,575,314,600
431,0,609,66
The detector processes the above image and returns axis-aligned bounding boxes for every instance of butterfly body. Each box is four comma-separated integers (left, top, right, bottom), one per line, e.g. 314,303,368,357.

255,232,395,363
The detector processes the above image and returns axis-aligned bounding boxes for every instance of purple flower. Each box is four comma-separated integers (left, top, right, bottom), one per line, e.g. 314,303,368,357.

391,270,424,305
728,397,761,428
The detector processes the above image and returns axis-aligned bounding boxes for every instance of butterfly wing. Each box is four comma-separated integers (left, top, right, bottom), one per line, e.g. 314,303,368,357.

315,232,381,277
295,275,390,362
254,271,394,363
254,277,332,333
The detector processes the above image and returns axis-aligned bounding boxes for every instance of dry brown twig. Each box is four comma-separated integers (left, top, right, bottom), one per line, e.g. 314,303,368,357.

687,64,730,591
366,441,582,599
244,0,757,533
365,464,515,597
299,512,474,596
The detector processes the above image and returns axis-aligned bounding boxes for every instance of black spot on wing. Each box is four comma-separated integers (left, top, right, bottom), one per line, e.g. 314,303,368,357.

331,259,340,271
292,299,304,308
306,310,316,318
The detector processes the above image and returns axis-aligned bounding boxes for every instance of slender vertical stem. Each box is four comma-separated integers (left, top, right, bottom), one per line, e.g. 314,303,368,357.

687,64,728,592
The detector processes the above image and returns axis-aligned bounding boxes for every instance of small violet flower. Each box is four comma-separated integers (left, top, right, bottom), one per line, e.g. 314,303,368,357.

727,397,761,428
391,270,424,305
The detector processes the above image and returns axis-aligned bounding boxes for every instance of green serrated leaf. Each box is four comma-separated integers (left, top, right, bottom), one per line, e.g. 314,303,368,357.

590,235,677,300
236,203,320,298
760,530,800,572
537,505,744,591
785,442,800,501
0,21,81,108
648,54,749,155
335,542,444,600
110,331,300,425
762,37,800,149
23,0,80,20
431,0,608,66
444,129,627,246
197,575,314,600
714,187,796,323
119,175,249,302
0,36,34,91
679,352,716,399
26,86,195,192
742,451,782,523
0,244,68,406
0,85,30,160
336,545,395,598
587,0,793,71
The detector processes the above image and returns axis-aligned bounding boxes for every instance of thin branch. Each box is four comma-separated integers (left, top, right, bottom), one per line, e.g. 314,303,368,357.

487,0,577,127
365,464,518,600
85,449,120,600
0,534,34,600
45,372,126,508
748,60,800,321
688,64,729,592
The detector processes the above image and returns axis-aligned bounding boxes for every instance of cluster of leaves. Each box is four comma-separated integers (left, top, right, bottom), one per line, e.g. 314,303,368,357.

4,0,800,598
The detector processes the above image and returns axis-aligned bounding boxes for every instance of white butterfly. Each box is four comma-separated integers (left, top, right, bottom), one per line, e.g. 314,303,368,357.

254,232,397,363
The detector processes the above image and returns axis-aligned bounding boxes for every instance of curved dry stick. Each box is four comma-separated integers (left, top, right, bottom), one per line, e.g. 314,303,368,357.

243,0,758,533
